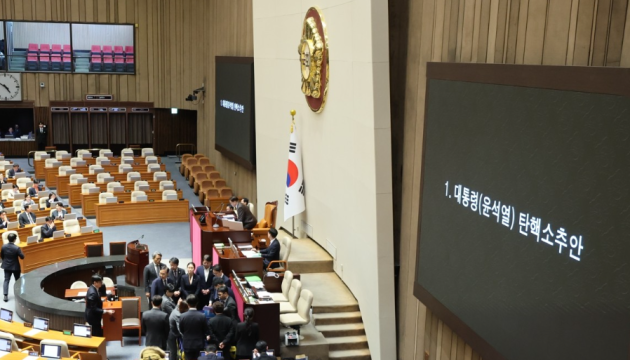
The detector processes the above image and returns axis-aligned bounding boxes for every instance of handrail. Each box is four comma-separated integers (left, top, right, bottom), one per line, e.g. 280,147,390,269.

175,143,196,163
27,149,57,168
74,148,103,157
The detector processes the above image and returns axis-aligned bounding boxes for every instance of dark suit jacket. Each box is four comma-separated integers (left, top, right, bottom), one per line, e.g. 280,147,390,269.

0,243,24,271
180,274,201,298
0,178,6,184
234,322,259,358
142,308,169,349
210,286,235,304
161,296,176,316
84,285,103,324
36,127,47,142
199,354,224,360
179,310,210,351
151,277,174,298
27,187,38,197
168,267,186,292
18,212,36,226
236,204,257,230
51,209,67,220
143,262,167,292
41,223,56,239
260,238,281,268
7,169,21,178
207,314,235,347
0,219,7,229
195,266,214,291
45,198,58,209
223,296,239,322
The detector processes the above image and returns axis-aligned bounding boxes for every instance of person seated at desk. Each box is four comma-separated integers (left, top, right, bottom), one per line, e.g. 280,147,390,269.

18,204,36,226
229,196,257,230
21,195,35,211
255,227,281,270
7,164,22,179
151,267,174,298
199,344,224,360
207,301,235,354
46,193,59,209
27,180,40,197
7,185,19,199
51,202,67,220
5,127,15,138
40,217,56,240
0,174,7,185
180,262,201,300
0,211,8,229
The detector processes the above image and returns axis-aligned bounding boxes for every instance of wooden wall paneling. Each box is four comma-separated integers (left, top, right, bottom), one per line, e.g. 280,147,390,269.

504,0,520,63
542,0,573,66
470,0,483,62
620,0,630,66
591,0,613,66
566,0,581,65
605,0,628,66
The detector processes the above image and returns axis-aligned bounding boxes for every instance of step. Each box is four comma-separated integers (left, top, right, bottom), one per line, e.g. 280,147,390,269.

312,304,360,314
314,311,362,326
326,335,368,351
316,323,365,338
329,349,371,360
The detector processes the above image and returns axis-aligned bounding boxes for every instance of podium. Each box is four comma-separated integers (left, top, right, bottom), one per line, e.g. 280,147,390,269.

125,240,149,286
103,301,122,342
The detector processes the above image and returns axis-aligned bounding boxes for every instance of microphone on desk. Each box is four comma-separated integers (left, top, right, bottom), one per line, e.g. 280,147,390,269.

206,206,210,213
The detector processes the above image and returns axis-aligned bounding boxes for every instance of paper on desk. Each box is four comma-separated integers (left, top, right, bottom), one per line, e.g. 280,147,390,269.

249,281,264,289
237,244,253,250
106,290,112,295
23,329,41,337
77,291,87,296
258,299,275,304
241,250,261,258
257,291,272,297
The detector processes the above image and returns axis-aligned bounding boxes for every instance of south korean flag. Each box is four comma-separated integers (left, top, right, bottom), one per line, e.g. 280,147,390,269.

284,122,305,221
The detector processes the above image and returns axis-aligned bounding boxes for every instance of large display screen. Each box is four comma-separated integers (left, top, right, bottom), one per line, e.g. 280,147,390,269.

215,57,255,169
416,78,630,360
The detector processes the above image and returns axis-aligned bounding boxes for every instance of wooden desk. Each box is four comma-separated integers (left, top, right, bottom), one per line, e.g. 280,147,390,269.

0,218,87,241
190,208,252,265
0,140,37,157
18,232,104,273
0,318,106,360
94,200,189,227
4,206,72,223
36,156,160,179
231,274,280,355
64,288,117,299
55,171,171,196
125,240,149,286
102,300,122,342
45,162,166,189
2,352,72,360
212,245,263,278
81,189,183,217
68,180,178,207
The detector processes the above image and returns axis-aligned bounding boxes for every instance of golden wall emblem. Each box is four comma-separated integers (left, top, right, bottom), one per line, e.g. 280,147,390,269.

298,7,328,113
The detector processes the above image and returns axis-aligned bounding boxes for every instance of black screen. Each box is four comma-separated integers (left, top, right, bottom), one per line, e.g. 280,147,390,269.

215,58,255,169
416,79,630,360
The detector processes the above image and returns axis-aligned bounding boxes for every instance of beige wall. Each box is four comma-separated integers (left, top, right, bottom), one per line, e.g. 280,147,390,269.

252,1,395,359
397,0,630,359
0,0,257,201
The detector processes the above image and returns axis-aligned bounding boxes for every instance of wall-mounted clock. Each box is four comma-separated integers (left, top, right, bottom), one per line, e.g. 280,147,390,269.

0,73,22,101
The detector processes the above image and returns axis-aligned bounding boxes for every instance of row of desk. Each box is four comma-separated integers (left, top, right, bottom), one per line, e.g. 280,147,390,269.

34,156,162,180
44,162,166,189
19,231,103,273
52,170,170,197
94,200,189,227
81,189,183,217
67,180,179,207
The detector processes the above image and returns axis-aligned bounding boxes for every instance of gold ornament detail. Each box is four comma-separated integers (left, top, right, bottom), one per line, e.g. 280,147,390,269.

299,17,324,98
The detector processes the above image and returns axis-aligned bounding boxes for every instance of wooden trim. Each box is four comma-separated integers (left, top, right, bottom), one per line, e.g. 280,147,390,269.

215,143,255,171
215,56,254,64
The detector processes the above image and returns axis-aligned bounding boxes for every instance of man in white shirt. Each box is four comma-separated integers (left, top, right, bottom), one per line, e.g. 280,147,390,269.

195,254,214,310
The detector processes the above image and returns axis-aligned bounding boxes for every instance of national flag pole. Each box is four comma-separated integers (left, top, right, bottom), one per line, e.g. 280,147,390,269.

284,109,305,238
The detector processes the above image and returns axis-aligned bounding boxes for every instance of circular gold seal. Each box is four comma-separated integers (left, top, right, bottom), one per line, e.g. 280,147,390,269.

298,7,329,113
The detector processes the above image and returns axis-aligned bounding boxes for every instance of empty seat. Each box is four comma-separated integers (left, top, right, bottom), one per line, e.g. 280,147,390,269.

91,55,102,72
118,164,133,173
147,164,160,172
188,166,202,186
69,174,84,185
197,180,215,203
202,164,216,173
63,219,81,234
142,148,154,157
39,340,70,359
103,55,113,72
205,188,220,200
70,157,83,167
12,200,23,211
28,43,39,54
77,149,91,158
0,330,26,352
198,157,211,166
131,191,146,202
40,44,51,54
159,181,174,190
51,55,61,71
26,55,38,70
102,45,113,55
16,178,29,190
115,56,125,72
179,154,193,174
270,271,293,302
96,173,111,183
91,45,102,55
121,148,134,157
124,45,134,56
89,165,103,175
59,166,73,176
99,192,114,204
96,157,109,165
214,179,227,188
34,151,48,160
114,46,124,55
145,155,158,164
39,197,48,209
2,231,20,245
219,188,233,198
153,171,167,181
51,44,62,54
127,172,141,181
162,190,177,200
134,181,149,191
62,56,72,71
193,173,209,194
183,157,199,178
81,183,97,194
279,290,314,336
63,44,71,54
70,281,87,289
126,56,134,71
99,149,112,157
55,150,69,160
39,54,50,70
208,171,222,180
107,182,122,192
103,277,115,288
279,279,302,314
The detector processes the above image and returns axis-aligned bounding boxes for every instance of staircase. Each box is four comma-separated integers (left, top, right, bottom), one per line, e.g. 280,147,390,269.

314,305,371,360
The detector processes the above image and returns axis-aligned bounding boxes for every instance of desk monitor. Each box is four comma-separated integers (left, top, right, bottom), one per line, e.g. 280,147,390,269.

75,160,86,167
58,153,71,160
165,194,178,201
0,339,10,352
1,184,11,190
73,323,91,338
146,158,157,164
99,160,111,166
38,154,50,160
33,316,49,331
137,185,149,191
119,167,131,173
102,151,113,158
13,193,24,200
39,190,50,199
40,344,61,359
35,217,45,225
267,350,274,356
64,213,77,220
105,197,118,204
87,187,100,194
134,195,148,202
101,176,114,183
76,178,87,184
164,352,170,360
112,186,124,193
81,153,92,159
223,220,244,231
122,158,134,164
25,182,33,189
65,169,77,175
6,221,17,230
0,308,13,322
154,174,167,181
27,235,39,244
3,135,13,139
161,184,173,190
92,168,104,174
80,226,93,234
128,175,140,181
14,172,25,179
52,230,64,239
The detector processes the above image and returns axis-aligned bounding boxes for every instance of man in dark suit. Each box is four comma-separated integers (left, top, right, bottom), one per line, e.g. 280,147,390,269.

85,275,114,337
27,180,40,197
0,211,8,229
218,286,238,322
18,204,36,226
7,164,22,179
13,125,20,138
210,277,234,304
51,202,67,220
258,227,281,270
168,257,186,300
40,217,56,239
161,284,176,316
207,302,235,353
253,341,275,360
211,265,232,289
36,123,47,151
151,268,174,298
143,251,167,304
229,196,257,229
199,344,224,360
179,295,210,360
142,295,169,349
195,254,214,310
1,233,24,302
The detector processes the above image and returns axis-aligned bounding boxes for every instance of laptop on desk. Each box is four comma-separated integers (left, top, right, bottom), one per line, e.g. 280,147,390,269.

223,219,244,230
13,193,24,200
105,197,118,204
52,230,64,239
27,235,39,244
35,217,45,225
64,213,77,220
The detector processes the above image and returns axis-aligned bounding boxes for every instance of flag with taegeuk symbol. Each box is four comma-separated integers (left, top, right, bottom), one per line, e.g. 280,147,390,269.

284,121,305,221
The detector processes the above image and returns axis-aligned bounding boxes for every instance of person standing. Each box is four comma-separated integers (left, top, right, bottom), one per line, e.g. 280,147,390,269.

168,299,189,360
85,275,114,336
207,302,235,353
218,286,238,322
1,233,24,302
168,257,186,301
143,251,167,305
180,262,200,299
179,295,210,360
195,255,214,310
142,295,169,350
161,284,177,316
36,123,47,151
234,308,259,360
151,268,174,298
